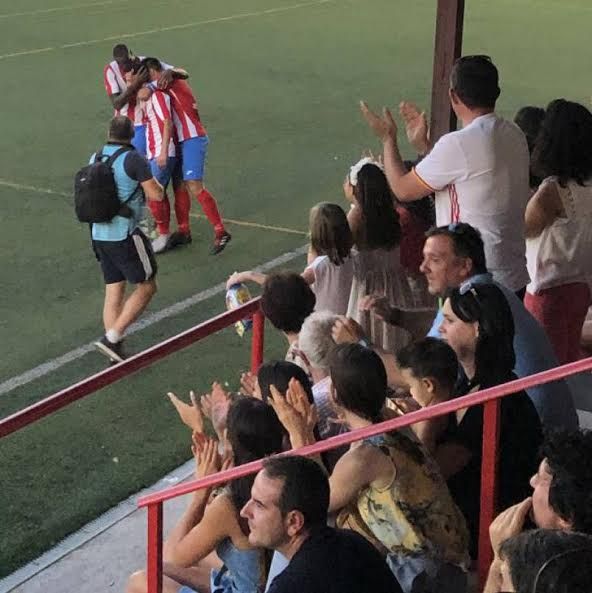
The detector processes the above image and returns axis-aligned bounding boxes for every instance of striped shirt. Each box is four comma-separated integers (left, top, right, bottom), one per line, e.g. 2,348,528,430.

167,79,207,141
145,89,176,160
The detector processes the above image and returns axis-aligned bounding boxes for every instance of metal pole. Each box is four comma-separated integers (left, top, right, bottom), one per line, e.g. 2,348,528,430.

250,309,265,374
147,503,163,593
478,398,501,588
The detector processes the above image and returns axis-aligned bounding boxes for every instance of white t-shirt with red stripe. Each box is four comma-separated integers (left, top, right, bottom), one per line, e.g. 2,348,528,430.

166,79,207,142
103,57,173,126
144,89,176,160
413,113,530,291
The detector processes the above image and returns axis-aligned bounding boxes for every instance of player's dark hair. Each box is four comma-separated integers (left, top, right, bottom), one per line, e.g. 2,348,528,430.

353,164,401,250
396,337,459,394
108,115,134,143
329,343,387,423
450,55,500,110
541,429,592,533
426,223,487,275
112,44,129,60
309,202,353,265
141,57,163,72
260,272,316,334
532,99,592,188
262,456,329,529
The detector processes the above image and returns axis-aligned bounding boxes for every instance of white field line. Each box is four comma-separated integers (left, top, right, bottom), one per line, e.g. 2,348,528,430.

0,243,307,396
0,0,127,20
0,0,334,60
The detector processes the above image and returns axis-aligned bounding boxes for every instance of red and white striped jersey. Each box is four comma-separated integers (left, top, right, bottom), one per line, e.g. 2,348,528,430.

167,79,207,142
144,89,176,160
103,60,145,125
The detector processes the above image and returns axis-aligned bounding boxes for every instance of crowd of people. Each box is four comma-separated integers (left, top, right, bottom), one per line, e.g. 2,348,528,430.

118,53,592,592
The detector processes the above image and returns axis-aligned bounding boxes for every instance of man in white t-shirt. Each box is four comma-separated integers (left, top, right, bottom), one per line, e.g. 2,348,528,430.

361,55,530,295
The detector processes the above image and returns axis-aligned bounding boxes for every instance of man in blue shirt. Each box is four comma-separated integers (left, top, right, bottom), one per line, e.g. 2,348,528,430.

91,116,163,362
356,223,578,430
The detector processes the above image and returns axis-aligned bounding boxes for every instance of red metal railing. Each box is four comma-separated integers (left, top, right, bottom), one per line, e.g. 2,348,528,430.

138,356,592,593
0,299,265,439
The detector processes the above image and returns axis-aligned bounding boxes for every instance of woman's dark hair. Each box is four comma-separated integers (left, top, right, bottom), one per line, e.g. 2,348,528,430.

309,202,353,265
257,360,314,405
447,283,515,387
329,343,387,423
260,272,316,333
499,529,592,593
399,161,436,226
531,99,592,187
397,337,459,394
353,164,401,250
226,398,284,514
449,55,500,109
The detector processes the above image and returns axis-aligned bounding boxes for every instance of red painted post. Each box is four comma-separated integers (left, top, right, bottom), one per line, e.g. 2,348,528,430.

250,309,265,374
147,503,163,593
478,398,501,589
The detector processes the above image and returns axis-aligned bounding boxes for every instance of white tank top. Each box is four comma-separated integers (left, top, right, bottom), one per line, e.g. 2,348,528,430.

526,177,592,293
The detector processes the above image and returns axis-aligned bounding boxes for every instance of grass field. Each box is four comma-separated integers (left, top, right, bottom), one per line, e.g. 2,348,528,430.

0,0,590,578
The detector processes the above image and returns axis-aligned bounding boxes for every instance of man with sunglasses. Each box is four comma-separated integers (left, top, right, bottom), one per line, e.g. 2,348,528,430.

350,222,577,431
361,55,530,298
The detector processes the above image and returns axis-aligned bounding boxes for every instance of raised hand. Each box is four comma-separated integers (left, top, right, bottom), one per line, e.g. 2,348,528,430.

360,101,398,143
227,271,249,290
168,390,204,433
240,371,261,399
399,101,430,155
286,378,318,435
489,497,533,557
192,432,221,479
332,316,368,345
157,69,174,90
268,384,317,447
200,382,231,440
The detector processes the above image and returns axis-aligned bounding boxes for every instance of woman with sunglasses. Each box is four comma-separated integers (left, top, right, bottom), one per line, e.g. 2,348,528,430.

436,283,543,557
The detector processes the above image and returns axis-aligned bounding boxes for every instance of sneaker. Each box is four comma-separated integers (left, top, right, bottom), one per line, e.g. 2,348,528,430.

94,336,127,363
151,233,171,254
166,231,193,250
210,231,232,255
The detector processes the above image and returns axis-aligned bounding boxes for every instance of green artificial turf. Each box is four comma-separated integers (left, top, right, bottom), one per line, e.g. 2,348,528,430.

0,0,590,577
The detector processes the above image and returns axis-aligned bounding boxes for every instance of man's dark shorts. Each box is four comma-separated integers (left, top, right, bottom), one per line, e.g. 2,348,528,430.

93,228,157,284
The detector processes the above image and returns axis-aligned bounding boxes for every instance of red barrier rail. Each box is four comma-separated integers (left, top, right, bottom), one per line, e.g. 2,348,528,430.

139,356,592,593
0,299,265,439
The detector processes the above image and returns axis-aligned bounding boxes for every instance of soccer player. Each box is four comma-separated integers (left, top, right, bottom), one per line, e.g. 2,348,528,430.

142,57,231,255
137,84,192,253
103,44,185,156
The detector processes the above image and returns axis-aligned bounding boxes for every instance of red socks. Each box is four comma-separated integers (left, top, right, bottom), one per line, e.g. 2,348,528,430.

173,186,191,235
148,195,171,235
196,189,225,236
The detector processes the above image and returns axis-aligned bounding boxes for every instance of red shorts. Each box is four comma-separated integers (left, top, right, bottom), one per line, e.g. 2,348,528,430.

525,282,591,364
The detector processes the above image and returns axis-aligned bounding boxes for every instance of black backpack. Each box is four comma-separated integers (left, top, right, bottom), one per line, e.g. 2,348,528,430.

74,146,137,223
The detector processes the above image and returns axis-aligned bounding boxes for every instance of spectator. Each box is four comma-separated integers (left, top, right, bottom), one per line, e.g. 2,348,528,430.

240,456,403,593
361,55,530,295
436,284,543,556
127,397,284,593
227,203,354,315
524,99,592,364
492,529,592,593
344,159,424,351
90,116,164,362
514,106,545,190
395,337,460,453
274,344,470,593
361,222,578,430
260,272,316,379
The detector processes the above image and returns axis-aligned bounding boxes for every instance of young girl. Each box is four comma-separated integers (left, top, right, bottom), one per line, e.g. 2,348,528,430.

227,202,354,315
127,397,284,593
344,158,418,351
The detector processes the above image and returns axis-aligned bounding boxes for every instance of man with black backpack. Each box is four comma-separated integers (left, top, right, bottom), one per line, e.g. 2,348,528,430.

78,115,163,362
